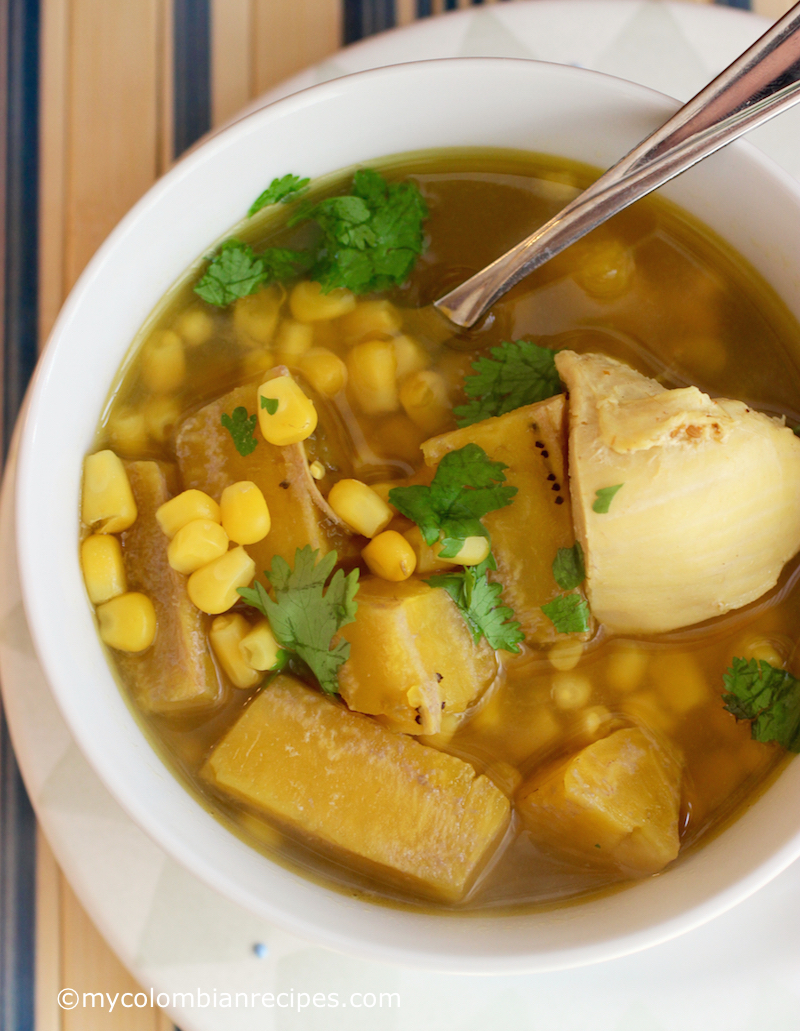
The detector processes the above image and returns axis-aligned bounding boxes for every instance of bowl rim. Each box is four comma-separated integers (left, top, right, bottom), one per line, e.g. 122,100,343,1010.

15,55,800,973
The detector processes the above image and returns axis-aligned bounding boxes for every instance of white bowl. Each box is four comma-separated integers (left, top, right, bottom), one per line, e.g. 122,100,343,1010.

15,58,800,973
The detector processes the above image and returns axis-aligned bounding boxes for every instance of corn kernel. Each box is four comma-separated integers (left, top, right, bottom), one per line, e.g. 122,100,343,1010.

141,329,186,394
739,632,786,668
403,525,450,574
144,396,181,444
552,671,592,710
347,340,399,415
311,319,337,350
97,592,156,652
234,284,283,347
82,451,138,533
175,308,214,346
187,546,256,614
257,376,317,445
80,534,127,604
240,347,274,379
606,642,648,694
437,350,475,400
400,369,451,434
548,638,584,672
623,692,677,735
393,334,431,381
339,299,401,345
275,319,313,363
168,519,229,574
651,652,708,714
156,489,221,538
107,407,148,455
362,530,417,581
220,481,271,545
290,280,355,322
327,479,393,538
573,237,635,300
573,705,613,743
309,460,326,480
298,347,347,396
437,535,490,567
239,618,281,671
209,613,264,689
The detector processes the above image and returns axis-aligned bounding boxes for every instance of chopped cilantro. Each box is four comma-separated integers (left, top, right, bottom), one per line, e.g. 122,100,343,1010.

553,542,585,591
289,168,428,295
260,395,279,415
541,593,591,634
248,174,310,216
221,406,258,456
722,657,800,751
592,483,623,514
388,444,517,559
453,340,561,427
426,554,524,653
194,240,311,306
238,546,359,696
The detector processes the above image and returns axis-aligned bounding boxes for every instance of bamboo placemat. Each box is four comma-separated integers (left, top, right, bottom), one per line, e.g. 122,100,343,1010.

0,1,796,1029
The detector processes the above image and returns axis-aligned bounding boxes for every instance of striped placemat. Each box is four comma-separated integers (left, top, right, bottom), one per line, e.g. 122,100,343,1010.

0,1,793,1029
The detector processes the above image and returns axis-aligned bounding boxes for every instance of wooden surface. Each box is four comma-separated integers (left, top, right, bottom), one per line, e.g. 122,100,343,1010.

31,0,796,1027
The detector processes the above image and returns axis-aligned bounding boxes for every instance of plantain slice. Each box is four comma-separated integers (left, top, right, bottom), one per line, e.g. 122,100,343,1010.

175,367,358,581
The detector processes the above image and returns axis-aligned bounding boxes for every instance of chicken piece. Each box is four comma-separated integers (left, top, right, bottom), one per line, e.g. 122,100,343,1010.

175,369,357,581
338,576,498,735
117,461,221,713
517,727,681,876
422,395,590,643
556,350,800,633
202,675,510,902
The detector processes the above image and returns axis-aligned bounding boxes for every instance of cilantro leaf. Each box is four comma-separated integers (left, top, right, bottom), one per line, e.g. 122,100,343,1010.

290,168,428,295
194,240,311,307
238,546,359,696
195,240,268,306
426,559,523,653
553,542,585,591
221,406,258,456
260,395,279,415
248,174,310,216
722,657,800,751
260,246,313,281
541,593,591,634
453,340,561,427
389,444,517,559
592,483,623,514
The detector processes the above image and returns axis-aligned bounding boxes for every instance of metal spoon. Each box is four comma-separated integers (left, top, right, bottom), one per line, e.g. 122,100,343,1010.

435,0,800,329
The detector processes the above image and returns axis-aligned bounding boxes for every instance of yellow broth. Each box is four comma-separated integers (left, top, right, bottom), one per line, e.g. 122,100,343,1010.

90,149,800,910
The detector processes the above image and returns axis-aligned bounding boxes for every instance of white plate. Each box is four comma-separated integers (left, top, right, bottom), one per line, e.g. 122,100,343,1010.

5,2,800,1028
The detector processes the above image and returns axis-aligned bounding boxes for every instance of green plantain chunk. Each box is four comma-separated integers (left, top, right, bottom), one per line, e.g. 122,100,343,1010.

422,395,590,644
338,576,498,735
203,675,510,901
118,461,221,713
175,376,356,582
517,727,682,876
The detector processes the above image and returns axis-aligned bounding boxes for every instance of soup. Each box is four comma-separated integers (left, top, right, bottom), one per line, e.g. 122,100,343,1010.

78,150,800,910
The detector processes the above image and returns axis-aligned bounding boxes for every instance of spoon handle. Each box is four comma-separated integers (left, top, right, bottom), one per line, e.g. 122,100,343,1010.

435,1,800,329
